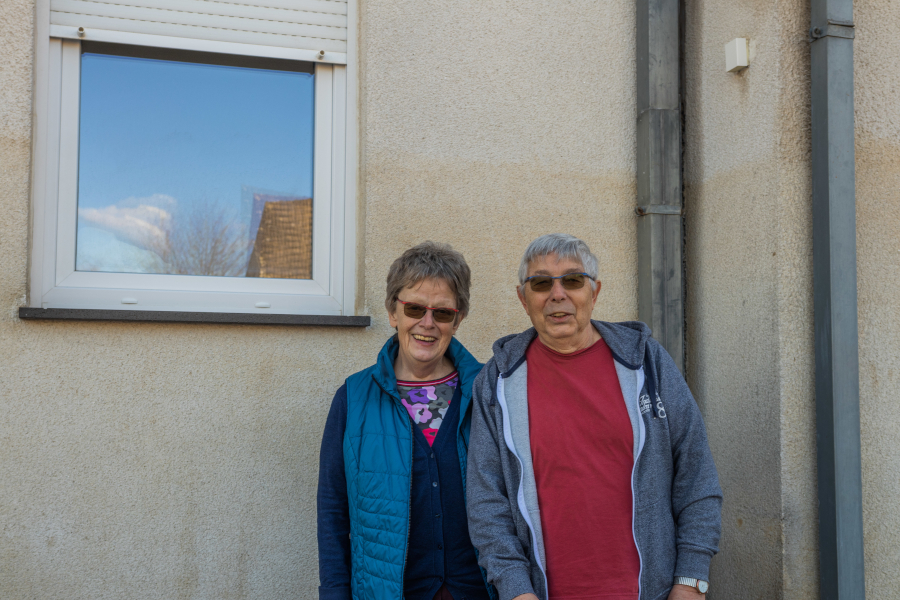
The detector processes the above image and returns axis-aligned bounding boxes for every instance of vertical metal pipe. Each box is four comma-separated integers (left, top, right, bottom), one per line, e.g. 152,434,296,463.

636,0,684,372
809,0,866,596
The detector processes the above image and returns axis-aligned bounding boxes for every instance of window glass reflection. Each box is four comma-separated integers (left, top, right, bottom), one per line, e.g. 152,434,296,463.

75,50,315,279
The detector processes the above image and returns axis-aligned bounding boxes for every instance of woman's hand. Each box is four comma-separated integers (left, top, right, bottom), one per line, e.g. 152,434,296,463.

511,595,540,600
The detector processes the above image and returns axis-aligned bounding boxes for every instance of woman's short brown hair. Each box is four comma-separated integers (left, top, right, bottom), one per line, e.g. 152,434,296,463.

384,241,471,319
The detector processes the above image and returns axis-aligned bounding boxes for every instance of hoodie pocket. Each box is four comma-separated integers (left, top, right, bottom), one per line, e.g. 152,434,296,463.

635,501,677,597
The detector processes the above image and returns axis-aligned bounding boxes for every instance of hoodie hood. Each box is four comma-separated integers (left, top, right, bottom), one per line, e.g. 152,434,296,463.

491,320,653,377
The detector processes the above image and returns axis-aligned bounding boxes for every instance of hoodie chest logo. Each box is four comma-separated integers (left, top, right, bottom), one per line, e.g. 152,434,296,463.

640,392,667,418
639,394,652,415
655,396,667,419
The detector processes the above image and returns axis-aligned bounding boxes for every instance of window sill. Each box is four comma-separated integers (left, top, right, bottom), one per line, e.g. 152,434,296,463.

18,307,371,327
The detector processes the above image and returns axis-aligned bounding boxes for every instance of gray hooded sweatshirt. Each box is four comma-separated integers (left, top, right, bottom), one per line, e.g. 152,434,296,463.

466,320,722,600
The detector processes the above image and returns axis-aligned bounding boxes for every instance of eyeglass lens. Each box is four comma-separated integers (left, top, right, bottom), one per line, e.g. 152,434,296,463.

402,302,457,323
528,273,587,292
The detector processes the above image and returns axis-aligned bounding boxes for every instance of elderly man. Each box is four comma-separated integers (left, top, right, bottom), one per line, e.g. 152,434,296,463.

466,234,722,600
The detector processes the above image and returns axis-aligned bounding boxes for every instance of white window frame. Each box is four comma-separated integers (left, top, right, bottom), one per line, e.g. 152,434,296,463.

29,0,359,317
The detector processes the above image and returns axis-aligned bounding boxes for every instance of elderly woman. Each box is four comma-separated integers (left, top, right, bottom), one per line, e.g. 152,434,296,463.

317,242,492,600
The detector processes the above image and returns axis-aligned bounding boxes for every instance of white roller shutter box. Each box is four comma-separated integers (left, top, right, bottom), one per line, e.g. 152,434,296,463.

49,0,348,63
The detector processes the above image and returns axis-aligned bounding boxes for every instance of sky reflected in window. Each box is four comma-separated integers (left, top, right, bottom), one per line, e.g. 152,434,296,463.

76,51,315,278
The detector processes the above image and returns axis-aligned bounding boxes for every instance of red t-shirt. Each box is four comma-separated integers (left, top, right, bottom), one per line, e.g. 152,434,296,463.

526,337,640,600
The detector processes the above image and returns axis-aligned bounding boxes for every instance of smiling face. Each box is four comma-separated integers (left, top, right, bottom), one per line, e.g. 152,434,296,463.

389,277,463,380
517,253,602,354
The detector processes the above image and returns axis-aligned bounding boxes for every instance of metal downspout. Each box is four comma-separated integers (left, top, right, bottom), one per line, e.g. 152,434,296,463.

809,0,866,596
636,0,684,373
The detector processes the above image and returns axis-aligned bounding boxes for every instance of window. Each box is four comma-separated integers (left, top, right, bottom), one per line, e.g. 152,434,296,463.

29,0,358,317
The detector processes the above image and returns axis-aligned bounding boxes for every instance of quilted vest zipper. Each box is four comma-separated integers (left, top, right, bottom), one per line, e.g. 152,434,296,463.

400,415,413,596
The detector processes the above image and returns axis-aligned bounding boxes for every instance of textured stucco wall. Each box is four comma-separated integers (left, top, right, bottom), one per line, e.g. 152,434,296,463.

855,0,900,596
0,1,638,598
683,0,818,597
686,0,900,595
359,0,638,337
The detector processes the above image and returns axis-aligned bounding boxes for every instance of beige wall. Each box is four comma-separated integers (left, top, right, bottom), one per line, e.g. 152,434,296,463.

358,0,639,335
686,0,900,597
6,0,900,596
683,0,818,597
0,1,638,598
855,0,900,596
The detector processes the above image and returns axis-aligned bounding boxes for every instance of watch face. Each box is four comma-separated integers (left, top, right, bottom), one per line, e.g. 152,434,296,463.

698,581,709,593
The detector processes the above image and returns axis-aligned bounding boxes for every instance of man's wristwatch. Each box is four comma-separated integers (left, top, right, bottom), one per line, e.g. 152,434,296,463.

674,577,709,594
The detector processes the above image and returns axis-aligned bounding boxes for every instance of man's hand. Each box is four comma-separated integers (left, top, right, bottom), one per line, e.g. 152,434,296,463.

511,595,540,600
668,584,706,600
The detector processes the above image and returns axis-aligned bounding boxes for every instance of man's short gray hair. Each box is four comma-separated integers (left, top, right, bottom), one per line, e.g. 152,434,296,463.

518,233,599,288
385,241,471,318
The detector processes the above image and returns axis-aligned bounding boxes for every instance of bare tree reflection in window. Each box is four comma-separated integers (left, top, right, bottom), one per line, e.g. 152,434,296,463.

148,199,252,277
77,194,313,279
78,196,251,276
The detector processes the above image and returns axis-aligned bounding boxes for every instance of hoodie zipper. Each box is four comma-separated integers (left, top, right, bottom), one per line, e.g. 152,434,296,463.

496,374,550,597
459,395,498,600
630,367,647,600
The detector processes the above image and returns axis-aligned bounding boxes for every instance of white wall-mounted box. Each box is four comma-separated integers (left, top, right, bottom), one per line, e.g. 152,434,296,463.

725,38,750,72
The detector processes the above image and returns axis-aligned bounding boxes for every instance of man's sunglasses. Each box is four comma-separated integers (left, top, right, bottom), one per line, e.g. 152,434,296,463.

524,272,592,292
395,298,460,323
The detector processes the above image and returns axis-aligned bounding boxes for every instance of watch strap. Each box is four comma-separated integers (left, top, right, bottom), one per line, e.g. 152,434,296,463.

674,577,708,593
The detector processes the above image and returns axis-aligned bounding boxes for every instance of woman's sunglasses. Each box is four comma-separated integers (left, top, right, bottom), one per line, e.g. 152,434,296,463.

524,272,592,292
395,298,460,323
